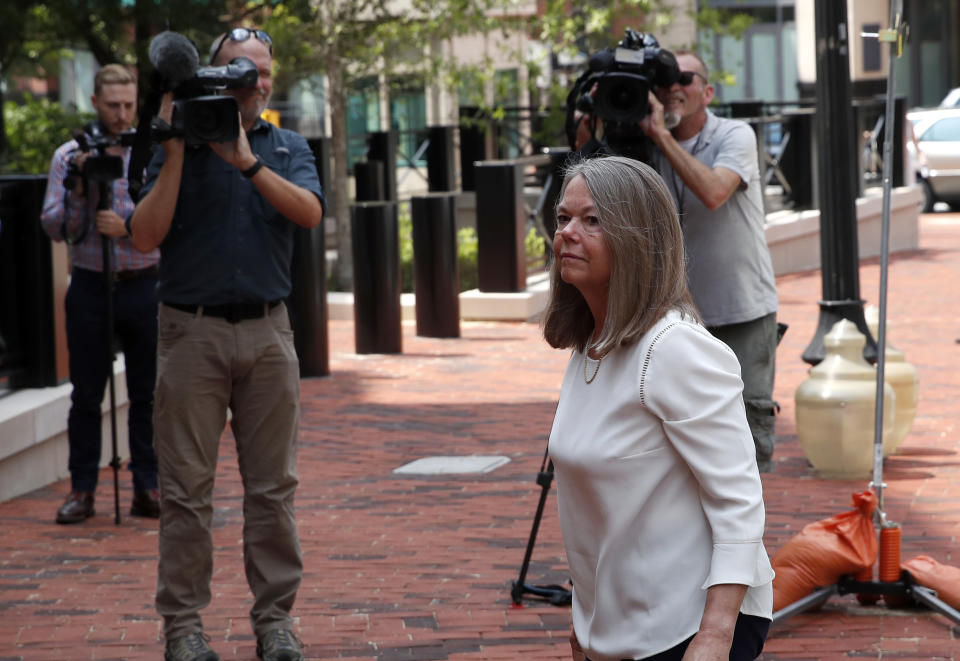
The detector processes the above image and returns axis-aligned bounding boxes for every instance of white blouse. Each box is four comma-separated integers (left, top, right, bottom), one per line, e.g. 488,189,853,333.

549,310,774,661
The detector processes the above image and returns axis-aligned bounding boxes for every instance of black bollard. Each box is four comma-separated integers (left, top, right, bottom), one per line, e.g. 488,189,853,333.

355,160,386,202
288,223,329,377
474,161,525,293
351,201,402,354
367,131,398,201
427,126,456,192
287,137,332,377
459,108,489,192
411,193,460,338
307,137,334,214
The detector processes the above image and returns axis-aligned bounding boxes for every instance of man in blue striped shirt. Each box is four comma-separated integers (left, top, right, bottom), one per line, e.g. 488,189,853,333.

40,63,161,524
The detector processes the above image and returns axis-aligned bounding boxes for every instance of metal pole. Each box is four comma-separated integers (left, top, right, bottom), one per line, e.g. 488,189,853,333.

870,0,905,515
802,0,877,366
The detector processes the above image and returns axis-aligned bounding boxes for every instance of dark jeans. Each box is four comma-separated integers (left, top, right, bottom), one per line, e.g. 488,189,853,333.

586,613,770,661
65,267,159,492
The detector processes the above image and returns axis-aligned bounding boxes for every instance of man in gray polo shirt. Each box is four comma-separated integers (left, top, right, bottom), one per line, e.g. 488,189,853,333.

640,50,779,473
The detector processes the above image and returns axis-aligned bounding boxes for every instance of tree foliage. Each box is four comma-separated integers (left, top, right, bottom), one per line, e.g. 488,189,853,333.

2,95,93,174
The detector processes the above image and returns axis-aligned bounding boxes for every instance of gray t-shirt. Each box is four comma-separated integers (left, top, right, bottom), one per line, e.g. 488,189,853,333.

654,110,778,327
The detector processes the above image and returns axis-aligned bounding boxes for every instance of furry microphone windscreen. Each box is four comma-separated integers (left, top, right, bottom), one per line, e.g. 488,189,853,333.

148,31,200,90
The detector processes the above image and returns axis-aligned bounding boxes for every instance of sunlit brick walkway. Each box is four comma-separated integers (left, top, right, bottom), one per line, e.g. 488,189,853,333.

2,213,959,660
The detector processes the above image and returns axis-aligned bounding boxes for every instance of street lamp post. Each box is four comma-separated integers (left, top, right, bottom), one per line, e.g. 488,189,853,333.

802,0,878,365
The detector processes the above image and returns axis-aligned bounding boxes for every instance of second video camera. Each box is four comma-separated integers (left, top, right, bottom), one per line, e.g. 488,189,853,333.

582,29,681,124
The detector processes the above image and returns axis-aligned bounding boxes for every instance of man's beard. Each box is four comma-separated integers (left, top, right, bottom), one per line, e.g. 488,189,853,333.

664,111,682,130
237,90,268,126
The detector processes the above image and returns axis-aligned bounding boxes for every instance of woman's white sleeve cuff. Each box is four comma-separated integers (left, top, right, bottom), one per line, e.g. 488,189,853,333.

701,541,776,589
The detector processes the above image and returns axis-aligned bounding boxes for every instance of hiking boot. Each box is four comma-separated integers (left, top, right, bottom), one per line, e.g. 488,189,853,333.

256,628,303,661
164,631,220,661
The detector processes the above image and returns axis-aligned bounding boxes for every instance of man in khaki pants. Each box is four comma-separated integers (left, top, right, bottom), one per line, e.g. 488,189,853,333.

130,26,324,661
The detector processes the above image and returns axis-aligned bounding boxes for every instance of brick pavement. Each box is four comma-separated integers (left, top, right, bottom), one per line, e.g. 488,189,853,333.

2,212,960,660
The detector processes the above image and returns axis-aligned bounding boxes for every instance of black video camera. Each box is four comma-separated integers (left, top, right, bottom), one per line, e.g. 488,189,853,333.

67,122,136,189
147,30,258,145
565,29,681,162
167,58,258,145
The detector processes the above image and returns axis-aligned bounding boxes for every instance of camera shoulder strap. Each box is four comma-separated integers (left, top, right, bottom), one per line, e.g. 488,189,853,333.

127,81,164,203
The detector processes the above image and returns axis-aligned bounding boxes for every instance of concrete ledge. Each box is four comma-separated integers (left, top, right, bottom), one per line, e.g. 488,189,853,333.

327,271,552,324
765,185,921,275
0,357,130,503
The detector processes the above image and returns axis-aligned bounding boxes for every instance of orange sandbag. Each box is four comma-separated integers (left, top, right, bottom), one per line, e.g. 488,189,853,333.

771,490,878,611
902,555,960,609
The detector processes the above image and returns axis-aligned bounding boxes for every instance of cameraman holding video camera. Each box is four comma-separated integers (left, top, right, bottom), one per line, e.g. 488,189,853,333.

129,26,323,661
40,64,161,525
569,39,779,473
638,50,779,474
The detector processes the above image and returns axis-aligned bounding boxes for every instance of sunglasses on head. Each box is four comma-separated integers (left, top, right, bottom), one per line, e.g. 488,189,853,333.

677,70,708,86
210,27,273,63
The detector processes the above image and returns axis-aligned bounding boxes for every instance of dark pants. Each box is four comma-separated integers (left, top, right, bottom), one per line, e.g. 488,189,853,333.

587,613,770,661
708,313,779,472
65,267,159,492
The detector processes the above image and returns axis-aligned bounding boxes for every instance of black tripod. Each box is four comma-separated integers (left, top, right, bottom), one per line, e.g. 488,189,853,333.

511,445,571,607
74,127,127,525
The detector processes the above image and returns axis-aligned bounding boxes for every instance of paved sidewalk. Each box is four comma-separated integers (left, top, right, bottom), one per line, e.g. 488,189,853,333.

2,213,959,660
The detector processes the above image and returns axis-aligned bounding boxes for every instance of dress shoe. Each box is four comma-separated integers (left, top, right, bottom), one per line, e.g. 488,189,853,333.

56,491,95,524
130,488,160,518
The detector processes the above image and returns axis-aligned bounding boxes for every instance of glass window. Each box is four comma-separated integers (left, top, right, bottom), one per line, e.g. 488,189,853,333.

750,32,778,101
389,79,427,167
780,25,798,102
922,117,960,142
347,77,380,169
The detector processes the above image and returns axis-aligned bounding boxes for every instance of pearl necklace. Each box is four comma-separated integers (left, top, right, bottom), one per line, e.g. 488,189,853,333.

584,352,603,384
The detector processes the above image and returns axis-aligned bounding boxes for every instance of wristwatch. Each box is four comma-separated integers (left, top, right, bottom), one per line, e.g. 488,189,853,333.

241,156,264,178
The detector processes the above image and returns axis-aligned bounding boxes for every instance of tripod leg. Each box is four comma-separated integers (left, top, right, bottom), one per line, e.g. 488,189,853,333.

512,462,554,604
771,584,838,625
909,586,960,625
98,180,121,525
102,234,121,525
511,458,572,607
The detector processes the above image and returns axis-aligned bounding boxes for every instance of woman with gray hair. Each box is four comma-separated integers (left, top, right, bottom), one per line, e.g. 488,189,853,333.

544,156,774,661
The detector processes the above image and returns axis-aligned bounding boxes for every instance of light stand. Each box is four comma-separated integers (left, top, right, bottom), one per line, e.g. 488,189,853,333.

773,1,960,627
